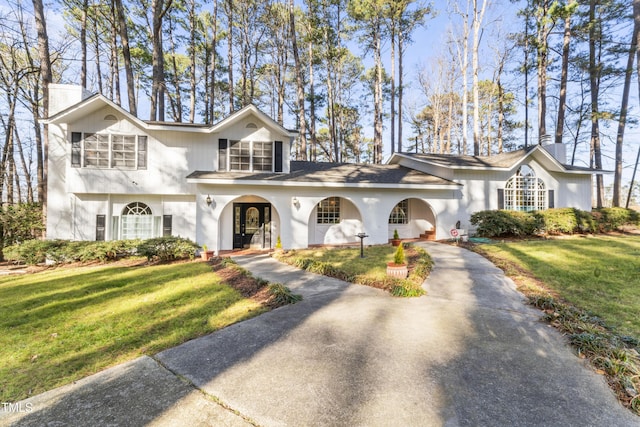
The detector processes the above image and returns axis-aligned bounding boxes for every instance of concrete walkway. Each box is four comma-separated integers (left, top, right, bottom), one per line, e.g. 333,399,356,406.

2,242,638,426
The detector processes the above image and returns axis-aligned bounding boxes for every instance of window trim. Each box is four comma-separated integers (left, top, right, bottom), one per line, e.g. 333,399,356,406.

317,197,341,224
220,139,276,172
503,165,548,212
389,199,409,224
71,132,148,170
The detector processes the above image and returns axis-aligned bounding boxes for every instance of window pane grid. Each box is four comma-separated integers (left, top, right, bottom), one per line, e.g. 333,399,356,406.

317,197,340,224
504,166,547,212
77,133,146,170
389,199,409,224
253,142,273,171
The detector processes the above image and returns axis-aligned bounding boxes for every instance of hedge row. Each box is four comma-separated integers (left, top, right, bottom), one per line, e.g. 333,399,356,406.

4,237,199,265
470,207,640,238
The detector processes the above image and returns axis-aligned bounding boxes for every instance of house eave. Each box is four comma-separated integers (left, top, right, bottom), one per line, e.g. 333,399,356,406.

186,177,461,190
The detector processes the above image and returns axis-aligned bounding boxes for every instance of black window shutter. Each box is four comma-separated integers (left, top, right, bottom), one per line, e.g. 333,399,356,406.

274,141,283,172
497,189,505,210
218,139,228,171
71,132,82,167
96,215,106,241
548,190,555,209
137,136,147,169
163,215,172,236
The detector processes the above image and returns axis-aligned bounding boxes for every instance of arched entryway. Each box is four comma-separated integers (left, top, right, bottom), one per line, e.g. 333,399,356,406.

221,195,279,250
308,196,363,245
387,198,436,240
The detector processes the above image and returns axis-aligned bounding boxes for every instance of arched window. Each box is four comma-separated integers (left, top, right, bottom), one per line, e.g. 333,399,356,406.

389,199,409,224
121,202,154,239
504,165,547,211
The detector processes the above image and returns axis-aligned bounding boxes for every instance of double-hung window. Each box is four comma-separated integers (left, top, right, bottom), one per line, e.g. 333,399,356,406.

220,139,277,172
71,132,148,170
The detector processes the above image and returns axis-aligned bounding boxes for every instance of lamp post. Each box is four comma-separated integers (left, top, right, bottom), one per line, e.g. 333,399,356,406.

356,233,368,258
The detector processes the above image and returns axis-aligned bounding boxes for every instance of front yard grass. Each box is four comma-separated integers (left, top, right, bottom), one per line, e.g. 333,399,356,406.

0,260,268,402
274,244,432,296
475,235,640,338
473,234,640,412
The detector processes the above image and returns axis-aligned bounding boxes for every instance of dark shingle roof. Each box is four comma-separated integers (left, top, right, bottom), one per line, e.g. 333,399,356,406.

402,147,537,169
187,161,460,186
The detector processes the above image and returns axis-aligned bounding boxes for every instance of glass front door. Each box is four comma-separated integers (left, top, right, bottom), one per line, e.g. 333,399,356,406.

233,203,271,249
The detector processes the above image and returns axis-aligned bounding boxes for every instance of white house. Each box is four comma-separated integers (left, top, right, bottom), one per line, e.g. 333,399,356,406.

44,84,596,253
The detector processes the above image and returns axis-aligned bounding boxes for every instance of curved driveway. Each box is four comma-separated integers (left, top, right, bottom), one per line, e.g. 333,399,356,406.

3,242,638,426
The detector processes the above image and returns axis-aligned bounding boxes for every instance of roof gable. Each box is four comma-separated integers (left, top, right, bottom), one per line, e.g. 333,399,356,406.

390,146,603,175
43,93,297,138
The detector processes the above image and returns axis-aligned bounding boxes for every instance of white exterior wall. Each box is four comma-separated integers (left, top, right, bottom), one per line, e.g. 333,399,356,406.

198,185,458,252
47,98,293,242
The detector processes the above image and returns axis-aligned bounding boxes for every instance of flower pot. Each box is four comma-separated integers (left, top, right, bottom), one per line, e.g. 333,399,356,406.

201,250,214,261
386,262,408,278
391,239,402,247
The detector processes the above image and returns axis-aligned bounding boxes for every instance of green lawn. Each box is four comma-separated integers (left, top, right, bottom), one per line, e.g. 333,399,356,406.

0,261,267,402
476,235,640,338
281,245,401,280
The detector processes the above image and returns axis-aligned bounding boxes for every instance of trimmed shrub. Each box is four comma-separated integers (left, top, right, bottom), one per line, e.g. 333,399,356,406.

534,208,579,234
596,208,640,231
470,210,538,238
136,237,199,261
4,237,197,265
393,243,406,264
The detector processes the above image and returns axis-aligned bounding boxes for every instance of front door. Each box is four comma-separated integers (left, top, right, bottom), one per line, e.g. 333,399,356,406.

233,203,271,249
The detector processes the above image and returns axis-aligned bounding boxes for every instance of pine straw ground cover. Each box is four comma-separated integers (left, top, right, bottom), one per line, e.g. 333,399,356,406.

273,244,432,297
0,257,296,402
472,235,640,414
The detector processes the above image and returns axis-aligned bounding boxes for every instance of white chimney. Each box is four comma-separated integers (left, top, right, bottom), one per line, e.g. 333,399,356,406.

542,141,567,164
48,84,92,117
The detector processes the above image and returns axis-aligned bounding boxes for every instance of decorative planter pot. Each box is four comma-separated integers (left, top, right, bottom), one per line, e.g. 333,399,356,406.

391,239,402,247
201,251,214,261
386,262,408,278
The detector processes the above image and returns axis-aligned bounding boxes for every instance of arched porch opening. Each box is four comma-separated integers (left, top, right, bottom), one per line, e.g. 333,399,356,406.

308,196,363,245
387,198,436,240
219,195,280,250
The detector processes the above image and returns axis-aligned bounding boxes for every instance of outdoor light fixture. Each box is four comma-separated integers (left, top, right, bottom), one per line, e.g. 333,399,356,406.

292,196,298,205
205,195,212,206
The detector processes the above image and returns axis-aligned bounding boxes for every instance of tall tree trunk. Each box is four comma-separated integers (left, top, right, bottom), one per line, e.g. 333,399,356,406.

80,0,88,89
94,16,103,94
308,40,317,161
555,3,573,144
289,0,307,161
188,0,197,123
150,0,171,121
589,0,604,208
373,20,383,164
612,17,639,206
110,3,121,105
472,0,487,156
15,128,34,203
209,0,218,122
32,0,51,232
226,0,234,113
536,0,551,140
114,0,136,115
390,22,396,155
398,27,404,153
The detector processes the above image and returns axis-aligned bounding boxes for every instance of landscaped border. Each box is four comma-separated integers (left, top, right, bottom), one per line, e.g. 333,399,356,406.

273,244,432,297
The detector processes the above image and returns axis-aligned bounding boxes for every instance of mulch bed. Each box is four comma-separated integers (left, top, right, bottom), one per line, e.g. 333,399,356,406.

209,257,280,308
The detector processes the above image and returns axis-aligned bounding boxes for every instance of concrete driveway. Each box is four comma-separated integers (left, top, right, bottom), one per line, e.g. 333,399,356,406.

2,242,637,426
